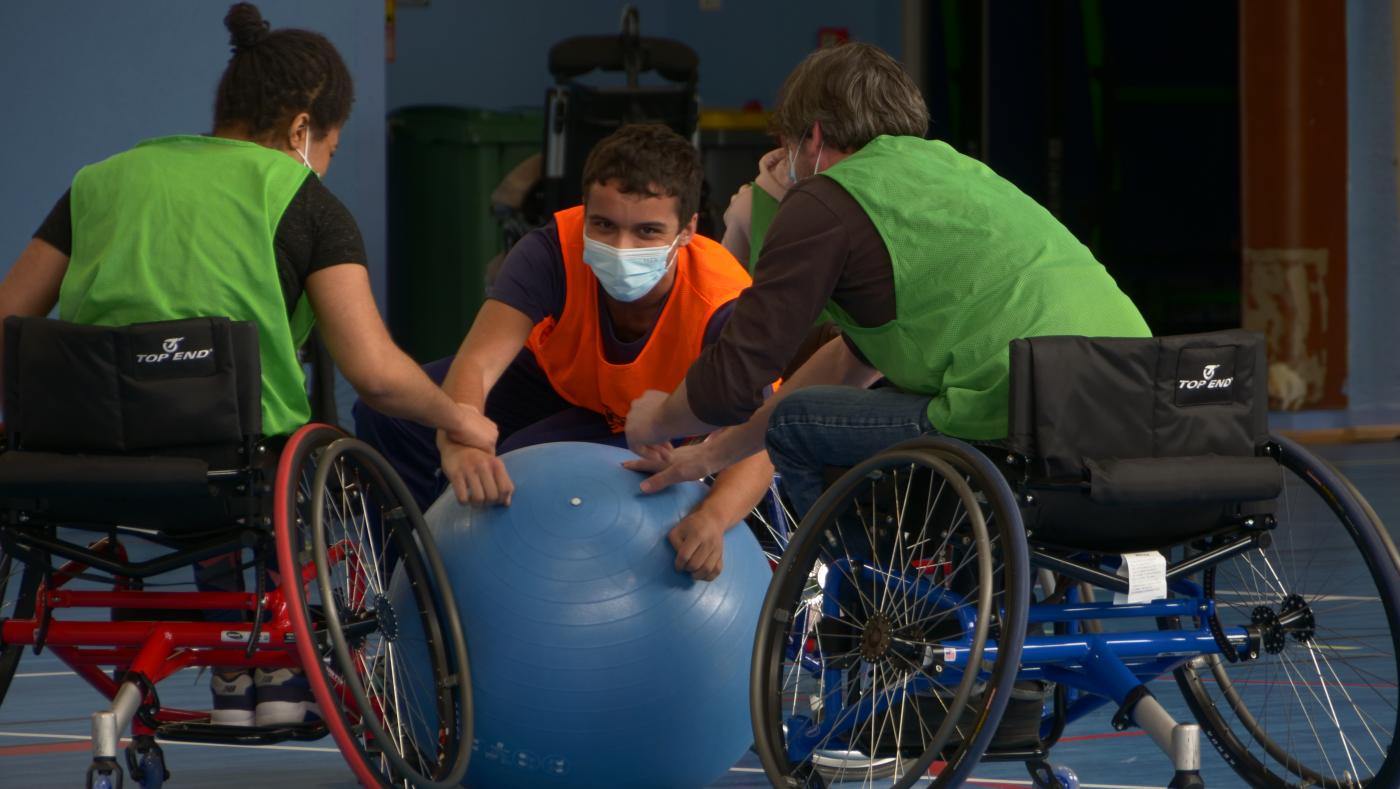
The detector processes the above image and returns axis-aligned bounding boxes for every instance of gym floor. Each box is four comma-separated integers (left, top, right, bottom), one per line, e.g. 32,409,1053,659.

1,439,1395,788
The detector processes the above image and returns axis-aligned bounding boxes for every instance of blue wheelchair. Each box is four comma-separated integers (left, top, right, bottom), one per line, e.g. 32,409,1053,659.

749,331,1399,788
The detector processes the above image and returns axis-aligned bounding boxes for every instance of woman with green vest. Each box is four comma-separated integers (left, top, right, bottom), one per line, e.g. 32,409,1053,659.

720,148,789,269
0,3,493,727
623,42,1150,516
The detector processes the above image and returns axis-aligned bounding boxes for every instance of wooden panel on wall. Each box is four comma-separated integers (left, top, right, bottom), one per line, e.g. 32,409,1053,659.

1239,0,1348,410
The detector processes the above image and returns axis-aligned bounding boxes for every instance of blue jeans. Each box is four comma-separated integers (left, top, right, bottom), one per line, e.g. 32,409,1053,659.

765,385,935,518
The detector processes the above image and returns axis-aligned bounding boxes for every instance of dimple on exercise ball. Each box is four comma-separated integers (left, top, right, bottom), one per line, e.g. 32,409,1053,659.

401,441,770,788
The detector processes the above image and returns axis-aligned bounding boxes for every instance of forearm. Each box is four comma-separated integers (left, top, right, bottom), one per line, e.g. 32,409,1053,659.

653,380,719,440
439,350,489,413
705,336,880,469
691,450,775,532
435,300,534,442
353,352,462,430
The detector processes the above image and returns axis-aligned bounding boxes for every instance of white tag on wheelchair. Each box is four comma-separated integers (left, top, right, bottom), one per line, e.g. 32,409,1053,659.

1113,551,1167,604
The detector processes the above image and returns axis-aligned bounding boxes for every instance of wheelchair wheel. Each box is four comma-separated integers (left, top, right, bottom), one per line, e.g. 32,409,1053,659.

1175,436,1400,788
275,426,471,788
751,437,1030,788
745,479,797,566
0,553,41,707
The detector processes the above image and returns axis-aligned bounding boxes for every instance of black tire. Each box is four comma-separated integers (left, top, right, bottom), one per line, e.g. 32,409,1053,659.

1175,435,1400,788
751,437,1030,788
0,553,42,708
309,438,471,789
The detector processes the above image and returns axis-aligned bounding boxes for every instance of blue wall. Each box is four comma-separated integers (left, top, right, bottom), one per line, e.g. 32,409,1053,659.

1272,1,1400,432
386,1,903,112
1343,0,1400,426
0,0,387,302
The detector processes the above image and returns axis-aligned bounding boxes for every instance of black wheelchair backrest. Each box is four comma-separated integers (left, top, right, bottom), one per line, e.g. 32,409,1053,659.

1007,330,1273,490
3,316,261,453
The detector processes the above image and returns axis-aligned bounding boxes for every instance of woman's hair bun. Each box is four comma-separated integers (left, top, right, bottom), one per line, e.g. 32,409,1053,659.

225,3,270,53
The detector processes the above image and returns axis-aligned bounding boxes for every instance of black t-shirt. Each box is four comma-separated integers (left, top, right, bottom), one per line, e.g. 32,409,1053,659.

33,175,368,316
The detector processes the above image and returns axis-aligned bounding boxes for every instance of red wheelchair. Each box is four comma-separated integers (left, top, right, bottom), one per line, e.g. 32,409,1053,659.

0,316,472,788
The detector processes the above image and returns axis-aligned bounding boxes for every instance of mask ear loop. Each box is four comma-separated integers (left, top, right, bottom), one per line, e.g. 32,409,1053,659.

786,128,810,186
297,126,314,171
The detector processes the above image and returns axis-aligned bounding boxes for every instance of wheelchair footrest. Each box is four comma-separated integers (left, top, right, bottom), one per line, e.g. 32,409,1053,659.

154,719,328,746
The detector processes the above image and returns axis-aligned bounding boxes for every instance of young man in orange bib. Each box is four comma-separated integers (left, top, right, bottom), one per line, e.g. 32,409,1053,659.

355,124,775,581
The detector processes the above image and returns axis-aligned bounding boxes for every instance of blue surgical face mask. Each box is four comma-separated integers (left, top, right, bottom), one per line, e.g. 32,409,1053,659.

582,232,682,302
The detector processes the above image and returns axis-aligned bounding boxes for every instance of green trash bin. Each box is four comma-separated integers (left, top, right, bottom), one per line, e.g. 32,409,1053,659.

387,106,543,362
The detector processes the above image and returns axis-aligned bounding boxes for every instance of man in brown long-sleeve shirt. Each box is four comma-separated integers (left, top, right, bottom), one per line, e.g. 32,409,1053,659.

621,43,1147,516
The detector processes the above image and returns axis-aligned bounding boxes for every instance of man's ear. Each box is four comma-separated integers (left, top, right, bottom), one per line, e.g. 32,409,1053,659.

678,212,699,246
808,120,825,155
285,111,312,152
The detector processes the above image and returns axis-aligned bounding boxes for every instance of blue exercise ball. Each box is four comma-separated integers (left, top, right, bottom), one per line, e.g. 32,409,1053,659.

393,441,770,788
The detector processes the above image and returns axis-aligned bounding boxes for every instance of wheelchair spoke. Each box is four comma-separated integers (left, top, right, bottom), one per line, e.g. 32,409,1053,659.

1275,650,1344,779
1182,446,1400,789
1309,640,1391,761
299,437,470,788
755,445,1024,789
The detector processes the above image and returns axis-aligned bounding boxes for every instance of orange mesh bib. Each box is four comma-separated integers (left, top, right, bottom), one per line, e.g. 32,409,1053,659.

525,206,753,431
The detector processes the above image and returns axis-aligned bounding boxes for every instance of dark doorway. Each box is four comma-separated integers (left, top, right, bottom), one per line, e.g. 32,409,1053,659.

928,1,1242,336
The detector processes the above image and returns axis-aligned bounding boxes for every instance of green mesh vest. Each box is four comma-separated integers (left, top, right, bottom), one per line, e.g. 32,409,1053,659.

748,184,779,268
821,136,1150,439
61,135,316,436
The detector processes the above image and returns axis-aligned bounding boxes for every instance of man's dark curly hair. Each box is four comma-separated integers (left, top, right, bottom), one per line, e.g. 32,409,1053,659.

213,3,354,141
581,124,702,225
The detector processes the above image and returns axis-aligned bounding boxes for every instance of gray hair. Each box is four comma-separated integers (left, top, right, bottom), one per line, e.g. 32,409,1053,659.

770,43,929,150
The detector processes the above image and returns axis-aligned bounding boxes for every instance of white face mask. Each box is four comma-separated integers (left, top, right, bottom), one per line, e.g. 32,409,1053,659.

582,232,682,302
786,132,825,183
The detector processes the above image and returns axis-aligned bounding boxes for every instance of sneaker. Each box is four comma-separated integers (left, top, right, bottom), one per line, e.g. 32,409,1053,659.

254,668,322,726
210,671,255,727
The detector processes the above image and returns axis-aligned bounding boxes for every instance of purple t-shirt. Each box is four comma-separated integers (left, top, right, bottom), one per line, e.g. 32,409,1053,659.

487,219,736,364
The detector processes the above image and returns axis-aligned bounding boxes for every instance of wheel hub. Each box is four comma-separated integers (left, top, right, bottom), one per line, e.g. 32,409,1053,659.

860,614,894,660
1251,593,1315,655
1251,606,1284,654
1280,593,1315,643
374,593,398,642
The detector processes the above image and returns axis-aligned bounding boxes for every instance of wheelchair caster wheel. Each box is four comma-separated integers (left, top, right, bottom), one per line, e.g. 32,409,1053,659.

1028,760,1078,789
86,757,124,789
1052,765,1080,789
124,736,169,789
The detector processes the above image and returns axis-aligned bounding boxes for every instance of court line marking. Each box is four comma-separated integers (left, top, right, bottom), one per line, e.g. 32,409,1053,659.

13,671,78,679
725,766,1161,787
0,730,338,753
965,782,1162,789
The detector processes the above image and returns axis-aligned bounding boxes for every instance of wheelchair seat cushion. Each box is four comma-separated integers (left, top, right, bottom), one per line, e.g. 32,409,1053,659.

0,451,209,498
1084,455,1283,506
0,451,246,532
